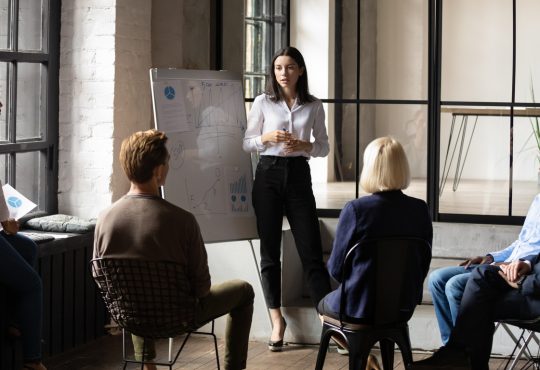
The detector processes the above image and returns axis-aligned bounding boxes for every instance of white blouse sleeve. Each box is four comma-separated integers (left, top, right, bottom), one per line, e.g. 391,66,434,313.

309,101,330,158
0,182,10,222
243,96,266,153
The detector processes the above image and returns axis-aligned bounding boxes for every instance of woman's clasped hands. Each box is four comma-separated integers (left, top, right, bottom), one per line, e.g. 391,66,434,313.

261,129,312,154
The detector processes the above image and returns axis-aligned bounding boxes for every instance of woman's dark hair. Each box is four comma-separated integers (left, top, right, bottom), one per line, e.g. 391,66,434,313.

265,46,315,105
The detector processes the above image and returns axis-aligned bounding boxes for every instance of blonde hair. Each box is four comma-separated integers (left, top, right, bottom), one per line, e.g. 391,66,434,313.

360,137,410,193
120,129,169,183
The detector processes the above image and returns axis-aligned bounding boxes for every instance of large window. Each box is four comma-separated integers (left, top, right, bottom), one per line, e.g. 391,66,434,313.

244,0,288,99
242,0,537,225
0,0,59,213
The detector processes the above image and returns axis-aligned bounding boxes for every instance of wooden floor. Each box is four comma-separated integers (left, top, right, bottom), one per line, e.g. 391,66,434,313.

45,334,529,369
313,179,540,216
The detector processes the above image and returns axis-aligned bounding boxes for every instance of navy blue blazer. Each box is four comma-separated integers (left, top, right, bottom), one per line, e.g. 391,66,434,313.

324,190,433,320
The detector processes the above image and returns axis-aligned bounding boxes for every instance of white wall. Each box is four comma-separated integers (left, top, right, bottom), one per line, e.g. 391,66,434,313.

290,0,334,183
59,0,117,218
440,0,540,181
375,0,428,178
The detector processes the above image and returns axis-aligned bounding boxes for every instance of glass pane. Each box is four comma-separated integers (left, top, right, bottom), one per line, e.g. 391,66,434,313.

16,63,44,141
516,0,540,103
439,106,510,215
18,0,44,51
361,104,427,201
512,108,540,216
337,0,358,100
275,0,286,16
359,0,428,100
313,103,356,209
245,0,268,18
15,151,44,209
244,75,266,99
0,62,7,141
441,0,513,102
315,103,428,209
0,0,8,50
274,22,286,51
245,20,270,74
0,154,6,184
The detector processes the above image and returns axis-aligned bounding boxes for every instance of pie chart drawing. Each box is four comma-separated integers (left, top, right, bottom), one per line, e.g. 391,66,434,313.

7,196,22,208
164,86,176,100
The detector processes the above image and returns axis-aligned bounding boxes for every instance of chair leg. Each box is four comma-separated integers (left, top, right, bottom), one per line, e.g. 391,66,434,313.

346,333,373,370
122,329,128,370
393,329,413,370
210,320,220,370
315,327,334,370
141,338,146,370
380,339,395,370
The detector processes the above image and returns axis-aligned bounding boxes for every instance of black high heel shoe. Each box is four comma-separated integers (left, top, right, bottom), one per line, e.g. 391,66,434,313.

268,318,287,352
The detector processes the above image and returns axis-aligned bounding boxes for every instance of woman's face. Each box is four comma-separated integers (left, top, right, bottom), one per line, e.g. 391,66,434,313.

274,55,303,92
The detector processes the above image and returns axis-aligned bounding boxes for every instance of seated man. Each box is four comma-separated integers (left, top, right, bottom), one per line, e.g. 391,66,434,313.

413,256,540,370
429,193,540,344
93,129,254,370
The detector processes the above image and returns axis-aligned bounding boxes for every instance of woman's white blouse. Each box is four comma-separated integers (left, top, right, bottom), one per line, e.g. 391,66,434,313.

243,94,329,158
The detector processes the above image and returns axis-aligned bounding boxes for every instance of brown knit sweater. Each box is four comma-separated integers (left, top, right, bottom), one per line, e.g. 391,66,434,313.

93,194,211,298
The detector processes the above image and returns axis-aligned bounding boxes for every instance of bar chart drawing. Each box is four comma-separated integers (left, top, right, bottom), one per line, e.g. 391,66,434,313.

229,174,249,213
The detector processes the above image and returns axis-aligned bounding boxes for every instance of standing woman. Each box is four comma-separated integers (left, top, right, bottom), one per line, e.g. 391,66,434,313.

243,47,331,351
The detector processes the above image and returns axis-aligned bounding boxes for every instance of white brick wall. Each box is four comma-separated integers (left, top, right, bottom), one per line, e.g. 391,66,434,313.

59,0,153,218
111,0,152,201
59,0,118,218
58,1,203,218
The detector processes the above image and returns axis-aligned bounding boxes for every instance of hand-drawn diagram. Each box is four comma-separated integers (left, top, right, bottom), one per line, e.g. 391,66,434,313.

167,137,185,170
185,167,226,214
185,80,246,159
229,173,249,213
150,69,258,242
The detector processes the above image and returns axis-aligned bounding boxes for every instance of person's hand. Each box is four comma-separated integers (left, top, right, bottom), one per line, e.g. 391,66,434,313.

1,218,19,235
283,138,312,154
262,130,293,144
459,255,493,268
499,260,531,283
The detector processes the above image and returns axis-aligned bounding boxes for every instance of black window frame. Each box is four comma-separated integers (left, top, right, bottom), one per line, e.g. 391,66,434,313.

0,0,59,214
236,0,531,226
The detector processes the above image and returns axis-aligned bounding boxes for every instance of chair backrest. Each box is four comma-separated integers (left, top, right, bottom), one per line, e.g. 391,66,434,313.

90,257,197,338
340,237,432,325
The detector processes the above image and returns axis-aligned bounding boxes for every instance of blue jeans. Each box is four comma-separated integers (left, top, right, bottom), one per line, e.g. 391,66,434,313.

0,232,42,362
428,265,475,344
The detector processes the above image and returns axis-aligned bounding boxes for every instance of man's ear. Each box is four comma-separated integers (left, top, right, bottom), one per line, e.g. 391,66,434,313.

153,164,164,180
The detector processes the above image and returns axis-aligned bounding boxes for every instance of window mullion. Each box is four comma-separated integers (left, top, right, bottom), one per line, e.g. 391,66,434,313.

11,0,19,51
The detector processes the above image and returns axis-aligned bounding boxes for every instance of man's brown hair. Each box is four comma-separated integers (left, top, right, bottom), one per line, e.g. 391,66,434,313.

120,129,169,183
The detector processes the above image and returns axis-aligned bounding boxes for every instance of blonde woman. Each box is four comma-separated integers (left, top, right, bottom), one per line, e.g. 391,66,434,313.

318,137,432,368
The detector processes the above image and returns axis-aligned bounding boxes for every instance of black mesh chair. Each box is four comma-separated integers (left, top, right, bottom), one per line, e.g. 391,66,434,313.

315,237,432,370
91,257,220,370
497,318,540,370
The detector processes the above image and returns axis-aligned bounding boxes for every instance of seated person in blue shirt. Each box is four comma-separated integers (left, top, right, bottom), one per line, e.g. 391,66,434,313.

318,137,432,366
428,193,540,344
414,255,540,370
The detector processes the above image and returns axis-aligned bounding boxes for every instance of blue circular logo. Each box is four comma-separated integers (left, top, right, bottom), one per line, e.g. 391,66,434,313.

164,86,175,100
7,196,22,208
